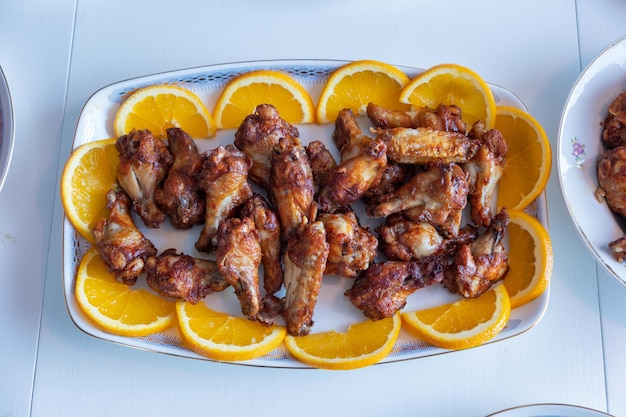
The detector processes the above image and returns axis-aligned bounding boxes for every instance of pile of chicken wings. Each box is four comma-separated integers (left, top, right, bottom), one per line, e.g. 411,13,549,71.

91,101,511,337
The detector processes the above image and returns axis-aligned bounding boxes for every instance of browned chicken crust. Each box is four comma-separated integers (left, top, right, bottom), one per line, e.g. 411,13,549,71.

145,249,229,304
116,129,173,228
234,103,300,189
92,189,157,285
154,127,205,229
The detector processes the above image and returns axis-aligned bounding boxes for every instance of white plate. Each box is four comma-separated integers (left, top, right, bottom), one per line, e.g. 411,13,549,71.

0,65,14,192
487,403,612,417
558,35,626,287
63,59,549,368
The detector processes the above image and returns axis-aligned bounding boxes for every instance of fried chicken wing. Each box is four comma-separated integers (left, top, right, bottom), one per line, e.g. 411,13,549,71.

376,214,478,261
318,211,378,278
374,126,479,164
283,221,329,336
195,145,253,253
216,216,262,320
332,108,375,162
238,194,285,324
270,138,317,242
306,140,337,195
317,138,387,213
362,162,406,205
443,208,509,298
234,104,300,189
344,258,445,320
609,235,626,262
116,129,173,228
145,249,229,303
367,102,466,134
92,189,157,285
154,127,205,229
366,163,469,236
463,123,508,227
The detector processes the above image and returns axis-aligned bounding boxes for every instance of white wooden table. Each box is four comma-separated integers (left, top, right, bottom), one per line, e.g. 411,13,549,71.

0,0,623,415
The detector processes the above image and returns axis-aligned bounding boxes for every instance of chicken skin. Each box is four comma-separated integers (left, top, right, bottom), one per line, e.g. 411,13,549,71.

238,194,284,325
283,221,329,336
318,211,378,278
318,109,388,212
216,216,263,321
234,104,300,190
376,214,478,261
366,163,469,237
306,140,337,196
463,122,508,227
116,129,173,228
145,249,229,304
603,90,626,149
374,126,480,165
92,189,157,285
367,102,466,134
597,145,626,218
345,258,445,320
154,127,205,229
443,208,510,298
195,144,253,253
270,138,317,242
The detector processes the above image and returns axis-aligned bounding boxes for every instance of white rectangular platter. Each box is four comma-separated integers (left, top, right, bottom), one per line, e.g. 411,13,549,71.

63,59,549,368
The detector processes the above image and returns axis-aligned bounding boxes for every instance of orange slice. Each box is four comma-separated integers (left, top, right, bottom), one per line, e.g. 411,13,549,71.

212,69,314,129
504,210,553,308
113,84,216,138
316,60,410,123
399,63,497,129
284,313,401,370
75,247,176,337
401,284,511,350
495,106,551,211
60,138,119,244
176,301,286,362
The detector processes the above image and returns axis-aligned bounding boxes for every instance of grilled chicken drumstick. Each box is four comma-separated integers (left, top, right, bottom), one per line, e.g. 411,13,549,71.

116,129,173,228
92,189,157,285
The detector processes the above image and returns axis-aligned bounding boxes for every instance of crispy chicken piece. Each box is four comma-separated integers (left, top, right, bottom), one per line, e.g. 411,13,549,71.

145,249,229,303
443,209,510,298
603,91,626,148
92,189,157,285
376,214,478,261
374,126,479,164
317,138,387,213
367,102,466,134
362,162,406,205
283,221,329,336
239,194,284,325
318,211,378,278
216,217,263,320
195,145,253,253
332,108,375,162
116,129,173,228
366,163,469,236
306,140,337,195
597,146,626,218
463,122,508,227
319,110,388,212
234,104,300,189
270,138,317,242
154,128,205,229
345,257,445,320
